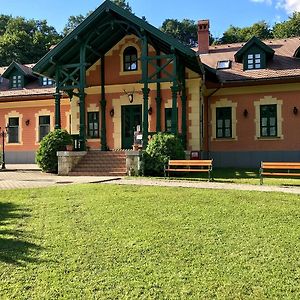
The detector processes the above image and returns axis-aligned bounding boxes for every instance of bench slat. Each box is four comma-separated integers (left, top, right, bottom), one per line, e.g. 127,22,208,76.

165,168,210,172
262,165,300,170
262,172,300,177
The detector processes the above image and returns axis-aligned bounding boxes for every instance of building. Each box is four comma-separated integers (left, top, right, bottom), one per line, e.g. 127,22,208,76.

1,0,300,169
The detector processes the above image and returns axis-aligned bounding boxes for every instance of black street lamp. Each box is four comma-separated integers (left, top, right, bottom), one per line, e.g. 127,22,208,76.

0,126,8,170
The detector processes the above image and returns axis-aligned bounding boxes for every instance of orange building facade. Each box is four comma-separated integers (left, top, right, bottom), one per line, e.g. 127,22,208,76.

1,1,300,168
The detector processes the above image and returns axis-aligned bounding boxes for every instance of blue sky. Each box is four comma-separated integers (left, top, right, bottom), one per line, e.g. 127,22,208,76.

0,0,299,37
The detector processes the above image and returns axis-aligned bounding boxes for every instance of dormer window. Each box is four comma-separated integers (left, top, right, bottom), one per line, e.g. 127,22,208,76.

42,77,54,86
123,46,138,71
234,37,274,72
11,75,23,88
247,53,261,70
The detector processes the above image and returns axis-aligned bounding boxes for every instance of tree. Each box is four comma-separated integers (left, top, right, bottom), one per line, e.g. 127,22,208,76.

0,16,61,66
62,13,90,36
273,12,300,38
160,19,198,47
219,21,273,44
112,0,132,12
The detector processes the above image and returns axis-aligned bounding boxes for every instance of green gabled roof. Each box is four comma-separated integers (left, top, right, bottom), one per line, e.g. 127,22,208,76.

234,36,275,63
2,61,35,79
33,0,205,78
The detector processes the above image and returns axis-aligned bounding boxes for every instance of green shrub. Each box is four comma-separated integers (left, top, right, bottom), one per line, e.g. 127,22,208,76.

36,129,73,173
143,133,185,176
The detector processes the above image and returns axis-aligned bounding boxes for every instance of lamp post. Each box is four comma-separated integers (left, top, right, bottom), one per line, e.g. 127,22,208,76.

0,126,8,170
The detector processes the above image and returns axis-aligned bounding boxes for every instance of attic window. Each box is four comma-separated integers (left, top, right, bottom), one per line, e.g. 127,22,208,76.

11,75,23,88
217,60,231,69
42,77,54,86
247,53,261,70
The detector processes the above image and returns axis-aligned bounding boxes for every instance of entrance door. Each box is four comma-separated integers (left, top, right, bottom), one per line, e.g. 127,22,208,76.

121,105,142,149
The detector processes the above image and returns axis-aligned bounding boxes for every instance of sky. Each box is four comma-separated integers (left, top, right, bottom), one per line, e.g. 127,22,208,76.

0,0,300,37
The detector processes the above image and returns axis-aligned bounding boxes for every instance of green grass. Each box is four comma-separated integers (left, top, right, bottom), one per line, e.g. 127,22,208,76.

1,184,300,299
164,168,300,186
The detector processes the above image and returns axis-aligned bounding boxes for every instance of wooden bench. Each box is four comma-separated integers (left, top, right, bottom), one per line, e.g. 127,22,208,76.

260,162,300,185
164,159,213,181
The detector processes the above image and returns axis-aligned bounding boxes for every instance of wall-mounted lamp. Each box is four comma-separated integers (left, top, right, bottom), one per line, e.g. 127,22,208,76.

25,119,30,126
148,107,153,115
110,108,114,117
293,106,298,115
243,109,248,117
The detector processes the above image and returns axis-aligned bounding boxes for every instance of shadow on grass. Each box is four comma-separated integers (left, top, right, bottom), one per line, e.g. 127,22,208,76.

0,202,42,265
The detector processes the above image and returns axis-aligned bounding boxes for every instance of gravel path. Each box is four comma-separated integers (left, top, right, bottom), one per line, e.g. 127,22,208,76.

103,177,300,195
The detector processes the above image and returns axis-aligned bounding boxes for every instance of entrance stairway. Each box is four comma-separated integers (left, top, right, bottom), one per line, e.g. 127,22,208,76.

69,151,127,176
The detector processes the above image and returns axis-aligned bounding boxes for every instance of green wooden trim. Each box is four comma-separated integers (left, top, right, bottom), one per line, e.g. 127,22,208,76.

100,55,107,150
54,90,61,129
33,0,203,78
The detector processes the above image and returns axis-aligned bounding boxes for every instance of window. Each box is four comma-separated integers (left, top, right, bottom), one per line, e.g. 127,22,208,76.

123,46,138,71
247,53,261,70
39,116,50,141
216,60,231,69
260,104,277,137
87,112,99,138
216,107,232,138
11,75,22,88
42,77,54,86
165,108,178,133
8,117,19,143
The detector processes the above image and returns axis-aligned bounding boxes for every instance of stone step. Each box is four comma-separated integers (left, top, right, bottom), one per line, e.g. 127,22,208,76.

69,171,126,176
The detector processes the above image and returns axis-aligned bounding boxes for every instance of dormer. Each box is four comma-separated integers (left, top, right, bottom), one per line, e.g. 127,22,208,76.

1,61,36,89
234,36,275,71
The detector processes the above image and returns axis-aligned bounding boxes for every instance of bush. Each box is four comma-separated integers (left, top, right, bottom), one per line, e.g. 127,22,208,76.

143,133,185,176
36,129,73,173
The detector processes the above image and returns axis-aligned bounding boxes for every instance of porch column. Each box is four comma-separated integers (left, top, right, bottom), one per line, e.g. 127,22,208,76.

141,34,149,148
100,54,107,150
171,85,179,135
155,49,162,132
79,44,87,150
54,90,61,129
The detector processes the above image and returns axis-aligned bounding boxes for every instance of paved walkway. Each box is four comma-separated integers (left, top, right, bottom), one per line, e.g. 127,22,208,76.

0,170,121,190
0,166,300,194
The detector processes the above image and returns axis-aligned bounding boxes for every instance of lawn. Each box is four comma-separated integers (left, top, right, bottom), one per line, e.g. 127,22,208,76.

165,168,300,186
1,184,300,299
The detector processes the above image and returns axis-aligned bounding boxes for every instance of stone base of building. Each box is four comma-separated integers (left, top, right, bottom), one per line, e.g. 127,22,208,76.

57,151,87,175
208,151,300,168
5,151,36,164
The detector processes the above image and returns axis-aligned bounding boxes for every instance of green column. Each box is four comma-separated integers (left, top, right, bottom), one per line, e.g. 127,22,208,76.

100,55,107,150
54,90,61,129
155,49,162,132
79,44,87,150
171,85,179,135
141,34,149,148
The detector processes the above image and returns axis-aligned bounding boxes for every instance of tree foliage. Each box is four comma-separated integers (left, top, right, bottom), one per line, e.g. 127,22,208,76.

0,15,61,66
160,19,199,47
219,21,273,44
112,0,132,12
143,133,185,176
273,12,300,38
36,129,73,173
62,14,89,37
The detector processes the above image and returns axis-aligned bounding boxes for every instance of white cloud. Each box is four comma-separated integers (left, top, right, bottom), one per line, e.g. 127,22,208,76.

276,0,300,12
250,0,272,4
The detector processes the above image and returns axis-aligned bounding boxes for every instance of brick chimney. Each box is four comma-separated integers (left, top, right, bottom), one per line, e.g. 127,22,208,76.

198,20,210,54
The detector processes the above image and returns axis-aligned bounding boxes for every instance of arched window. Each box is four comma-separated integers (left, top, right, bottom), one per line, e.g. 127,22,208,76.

123,46,138,71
